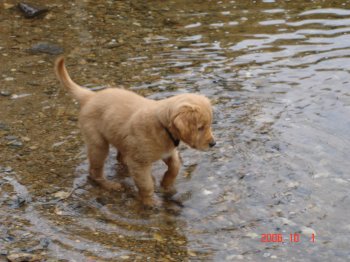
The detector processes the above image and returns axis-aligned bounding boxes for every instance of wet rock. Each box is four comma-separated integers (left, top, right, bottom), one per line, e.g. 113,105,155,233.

27,42,64,55
0,90,11,97
17,3,48,19
7,252,42,262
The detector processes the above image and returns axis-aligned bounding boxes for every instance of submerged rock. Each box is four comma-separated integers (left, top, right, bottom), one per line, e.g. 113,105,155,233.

17,3,48,19
27,42,64,55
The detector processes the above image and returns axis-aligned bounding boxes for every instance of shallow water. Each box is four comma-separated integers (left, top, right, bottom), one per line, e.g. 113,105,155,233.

1,0,350,261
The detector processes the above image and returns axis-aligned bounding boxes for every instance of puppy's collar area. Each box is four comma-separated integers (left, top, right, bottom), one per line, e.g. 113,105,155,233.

164,127,180,147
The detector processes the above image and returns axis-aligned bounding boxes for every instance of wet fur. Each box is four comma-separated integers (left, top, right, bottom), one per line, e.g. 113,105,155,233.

54,57,215,206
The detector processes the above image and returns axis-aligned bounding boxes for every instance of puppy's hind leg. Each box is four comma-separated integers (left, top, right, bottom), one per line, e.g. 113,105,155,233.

87,139,122,191
161,150,181,195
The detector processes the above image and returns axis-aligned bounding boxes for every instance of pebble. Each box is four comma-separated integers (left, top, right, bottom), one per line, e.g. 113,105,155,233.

246,232,259,239
153,233,164,242
11,94,31,100
17,3,48,19
202,189,213,195
263,252,271,258
21,136,30,142
7,252,42,262
333,178,348,184
313,172,329,178
300,226,316,237
280,217,296,226
4,77,14,81
53,191,70,199
287,181,300,189
4,166,13,173
7,140,23,148
5,135,18,141
226,254,244,260
4,3,15,9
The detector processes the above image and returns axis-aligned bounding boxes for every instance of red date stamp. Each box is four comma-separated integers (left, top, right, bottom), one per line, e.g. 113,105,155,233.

261,233,315,243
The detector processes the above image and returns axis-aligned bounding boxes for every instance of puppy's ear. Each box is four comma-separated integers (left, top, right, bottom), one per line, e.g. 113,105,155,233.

172,104,200,145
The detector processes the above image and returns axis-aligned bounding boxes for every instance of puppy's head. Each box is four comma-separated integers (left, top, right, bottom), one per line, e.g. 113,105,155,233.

171,96,215,150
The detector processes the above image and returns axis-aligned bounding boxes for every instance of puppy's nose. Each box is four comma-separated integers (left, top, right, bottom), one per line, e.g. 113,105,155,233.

209,140,216,148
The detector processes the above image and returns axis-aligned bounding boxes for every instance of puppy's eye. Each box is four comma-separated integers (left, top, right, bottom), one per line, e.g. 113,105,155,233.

198,126,204,131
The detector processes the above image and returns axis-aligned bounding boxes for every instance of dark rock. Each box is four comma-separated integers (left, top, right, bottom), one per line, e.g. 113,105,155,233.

27,42,64,55
17,3,48,19
9,196,27,209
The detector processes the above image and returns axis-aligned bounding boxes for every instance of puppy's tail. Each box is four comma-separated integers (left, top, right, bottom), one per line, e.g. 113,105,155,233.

54,56,93,104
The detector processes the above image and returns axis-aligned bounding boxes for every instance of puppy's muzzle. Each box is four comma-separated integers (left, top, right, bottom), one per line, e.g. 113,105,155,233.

209,140,216,148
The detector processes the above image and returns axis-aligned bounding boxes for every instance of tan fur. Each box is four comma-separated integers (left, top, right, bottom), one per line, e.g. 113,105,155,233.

54,57,215,206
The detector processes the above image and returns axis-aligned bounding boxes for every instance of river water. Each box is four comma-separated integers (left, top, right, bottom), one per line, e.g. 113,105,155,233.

1,0,350,261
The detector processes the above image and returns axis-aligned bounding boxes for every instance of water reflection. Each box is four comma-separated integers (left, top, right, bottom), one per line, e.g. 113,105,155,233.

1,0,350,261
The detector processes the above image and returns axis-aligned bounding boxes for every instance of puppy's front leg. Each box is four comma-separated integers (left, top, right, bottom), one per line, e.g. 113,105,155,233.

161,150,181,195
129,163,157,206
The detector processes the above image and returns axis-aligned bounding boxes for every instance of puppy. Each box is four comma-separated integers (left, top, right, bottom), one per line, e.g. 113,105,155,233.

54,57,216,206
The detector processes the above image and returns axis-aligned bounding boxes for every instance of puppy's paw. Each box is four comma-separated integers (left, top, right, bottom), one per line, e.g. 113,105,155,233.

89,177,123,192
160,186,177,197
141,195,162,209
106,181,123,191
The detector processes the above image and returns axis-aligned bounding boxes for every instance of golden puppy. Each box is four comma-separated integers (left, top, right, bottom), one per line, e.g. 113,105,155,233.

54,57,215,206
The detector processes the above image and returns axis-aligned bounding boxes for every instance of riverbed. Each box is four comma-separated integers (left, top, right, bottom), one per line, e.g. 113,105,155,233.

1,0,350,261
